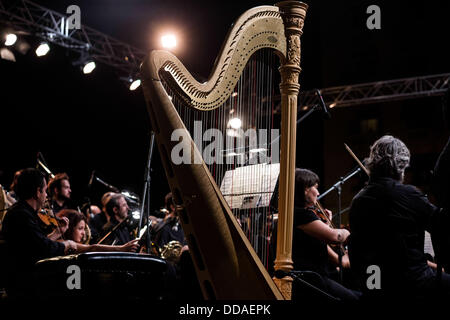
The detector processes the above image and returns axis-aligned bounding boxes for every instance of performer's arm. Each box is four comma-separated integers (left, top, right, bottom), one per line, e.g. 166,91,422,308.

298,220,350,244
62,239,139,254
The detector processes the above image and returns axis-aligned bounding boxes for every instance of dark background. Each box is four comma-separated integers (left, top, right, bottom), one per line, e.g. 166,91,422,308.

1,0,449,216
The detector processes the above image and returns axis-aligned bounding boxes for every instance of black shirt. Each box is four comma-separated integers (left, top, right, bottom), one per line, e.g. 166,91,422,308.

292,207,329,275
349,177,441,294
153,216,186,249
89,211,108,243
101,216,132,245
1,201,65,295
50,199,73,215
432,136,450,271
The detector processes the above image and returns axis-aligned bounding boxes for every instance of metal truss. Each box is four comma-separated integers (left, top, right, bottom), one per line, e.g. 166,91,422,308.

0,0,146,75
299,73,450,109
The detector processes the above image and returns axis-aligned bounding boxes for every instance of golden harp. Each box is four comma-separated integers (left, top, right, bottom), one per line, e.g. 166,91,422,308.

141,1,307,299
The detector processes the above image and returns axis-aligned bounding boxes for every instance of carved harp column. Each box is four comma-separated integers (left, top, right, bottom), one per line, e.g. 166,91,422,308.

273,1,307,299
141,1,307,300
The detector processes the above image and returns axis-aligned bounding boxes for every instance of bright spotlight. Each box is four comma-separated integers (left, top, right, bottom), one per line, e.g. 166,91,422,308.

35,42,50,57
132,210,140,220
129,79,141,91
229,117,242,130
5,33,17,46
83,61,96,74
0,48,16,62
161,34,177,49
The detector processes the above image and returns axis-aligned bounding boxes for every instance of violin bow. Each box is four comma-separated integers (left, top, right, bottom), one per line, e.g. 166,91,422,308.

344,143,370,177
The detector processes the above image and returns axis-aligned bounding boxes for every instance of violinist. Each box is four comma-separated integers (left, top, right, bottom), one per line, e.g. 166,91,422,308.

292,168,360,301
1,168,139,299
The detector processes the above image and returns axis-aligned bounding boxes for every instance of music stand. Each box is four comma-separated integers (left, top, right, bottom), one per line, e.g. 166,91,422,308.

138,132,156,253
220,163,280,210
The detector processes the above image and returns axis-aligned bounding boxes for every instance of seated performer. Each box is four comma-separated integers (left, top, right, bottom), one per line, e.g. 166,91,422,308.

151,193,200,300
6,169,22,204
1,168,139,298
432,135,450,272
99,192,133,245
152,192,187,251
89,191,113,243
57,209,90,243
349,135,450,301
292,168,360,301
47,172,73,214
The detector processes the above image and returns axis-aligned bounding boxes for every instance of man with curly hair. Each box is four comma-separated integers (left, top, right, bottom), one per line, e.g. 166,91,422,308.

349,135,450,301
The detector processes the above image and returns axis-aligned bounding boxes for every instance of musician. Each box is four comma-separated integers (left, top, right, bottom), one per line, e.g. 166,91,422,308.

47,172,73,214
80,202,101,224
99,192,133,245
152,192,187,250
57,209,90,243
152,193,199,299
348,135,450,301
1,169,139,298
292,168,360,301
6,169,22,204
89,191,113,243
431,136,450,272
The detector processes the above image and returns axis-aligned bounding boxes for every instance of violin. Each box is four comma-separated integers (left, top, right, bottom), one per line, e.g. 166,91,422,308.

310,201,348,254
38,209,65,229
37,202,67,239
309,201,334,227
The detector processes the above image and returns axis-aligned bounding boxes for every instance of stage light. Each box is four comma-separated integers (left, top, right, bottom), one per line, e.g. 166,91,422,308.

0,48,16,62
161,34,176,49
82,60,96,74
16,41,31,55
228,117,242,129
132,210,140,220
5,33,17,46
35,42,50,56
129,79,141,91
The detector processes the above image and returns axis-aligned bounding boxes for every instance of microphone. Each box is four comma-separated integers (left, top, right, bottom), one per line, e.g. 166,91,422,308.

274,269,341,301
95,176,119,192
88,170,95,188
315,89,331,120
274,269,320,279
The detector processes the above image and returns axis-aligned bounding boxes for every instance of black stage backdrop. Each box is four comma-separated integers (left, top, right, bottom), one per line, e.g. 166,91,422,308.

1,0,449,213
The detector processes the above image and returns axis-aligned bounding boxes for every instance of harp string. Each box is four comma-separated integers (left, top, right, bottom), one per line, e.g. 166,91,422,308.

161,49,279,269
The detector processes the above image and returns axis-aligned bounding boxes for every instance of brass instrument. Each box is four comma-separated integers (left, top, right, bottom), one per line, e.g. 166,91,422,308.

160,240,183,263
141,1,307,299
0,184,8,222
82,223,92,244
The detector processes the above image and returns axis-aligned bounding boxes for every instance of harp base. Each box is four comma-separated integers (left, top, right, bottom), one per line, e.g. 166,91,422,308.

273,276,293,300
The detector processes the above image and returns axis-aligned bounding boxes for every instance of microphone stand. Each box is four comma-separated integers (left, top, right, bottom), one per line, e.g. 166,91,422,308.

138,132,156,254
281,271,340,302
317,166,362,284
271,104,322,147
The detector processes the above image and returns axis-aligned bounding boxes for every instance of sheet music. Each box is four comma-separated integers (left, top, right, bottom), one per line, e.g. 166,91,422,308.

220,163,279,209
424,231,434,258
